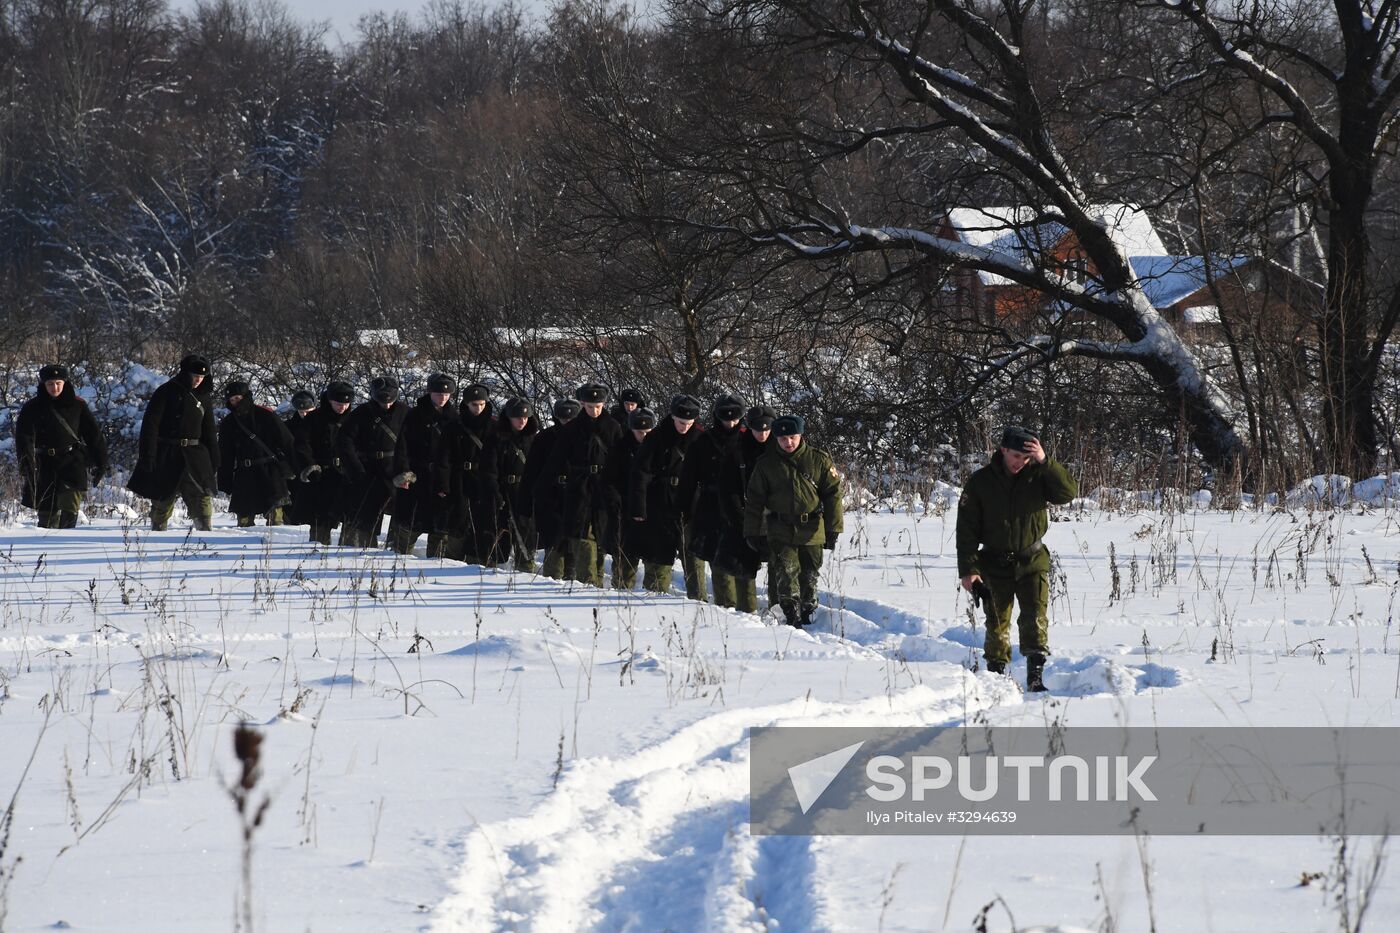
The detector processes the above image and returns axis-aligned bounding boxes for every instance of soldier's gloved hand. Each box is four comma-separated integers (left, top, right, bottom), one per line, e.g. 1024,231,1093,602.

300,464,322,482
393,471,416,489
823,534,837,551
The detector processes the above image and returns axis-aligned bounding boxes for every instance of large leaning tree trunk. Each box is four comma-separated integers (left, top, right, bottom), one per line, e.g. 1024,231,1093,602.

644,0,1247,469
1155,0,1400,477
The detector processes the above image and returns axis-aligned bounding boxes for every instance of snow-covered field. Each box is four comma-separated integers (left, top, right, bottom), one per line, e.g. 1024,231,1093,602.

2,498,1398,932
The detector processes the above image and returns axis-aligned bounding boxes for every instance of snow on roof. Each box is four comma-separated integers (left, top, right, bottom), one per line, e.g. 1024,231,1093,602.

945,204,1169,285
492,326,650,346
1129,255,1250,309
357,328,401,347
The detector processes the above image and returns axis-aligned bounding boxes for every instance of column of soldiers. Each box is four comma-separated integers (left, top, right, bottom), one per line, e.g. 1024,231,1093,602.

13,362,1077,680
12,363,848,628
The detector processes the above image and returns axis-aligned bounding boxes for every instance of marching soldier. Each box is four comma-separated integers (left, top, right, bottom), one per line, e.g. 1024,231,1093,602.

544,383,622,586
389,373,463,558
678,394,746,607
743,415,842,627
956,426,1077,693
284,390,318,528
490,397,540,571
455,382,498,564
603,407,656,589
299,381,354,545
630,394,705,597
128,354,218,531
608,388,646,429
15,364,108,529
714,404,777,612
524,399,581,578
338,376,410,548
217,381,295,527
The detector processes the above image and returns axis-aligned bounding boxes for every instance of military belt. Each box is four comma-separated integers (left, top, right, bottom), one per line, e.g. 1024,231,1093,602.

464,462,477,472
775,511,818,525
161,437,202,447
372,451,393,460
556,475,568,485
668,477,680,487
239,456,276,468
980,543,1044,565
41,445,75,456
505,474,521,484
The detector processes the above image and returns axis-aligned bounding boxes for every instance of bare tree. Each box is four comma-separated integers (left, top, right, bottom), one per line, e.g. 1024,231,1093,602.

1154,0,1400,475
611,0,1250,467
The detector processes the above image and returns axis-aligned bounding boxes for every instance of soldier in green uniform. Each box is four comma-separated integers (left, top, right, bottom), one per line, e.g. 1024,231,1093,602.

742,415,842,627
956,426,1078,692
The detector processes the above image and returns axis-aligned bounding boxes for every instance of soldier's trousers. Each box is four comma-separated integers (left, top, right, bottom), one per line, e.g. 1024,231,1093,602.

389,525,463,560
541,544,571,579
150,474,213,530
612,550,639,590
770,543,823,613
731,577,758,613
979,547,1051,667
309,520,337,545
641,552,705,597
567,534,606,587
37,490,84,528
236,508,285,528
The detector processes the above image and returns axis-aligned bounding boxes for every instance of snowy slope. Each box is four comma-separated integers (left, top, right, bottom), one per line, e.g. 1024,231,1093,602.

1,501,1397,931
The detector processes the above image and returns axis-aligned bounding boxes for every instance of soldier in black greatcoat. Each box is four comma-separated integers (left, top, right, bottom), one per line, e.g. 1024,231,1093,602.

128,354,219,531
337,376,410,548
284,390,318,527
523,399,581,578
607,388,646,430
298,382,355,545
389,373,463,558
714,405,777,612
454,382,499,564
217,380,295,527
629,394,705,596
678,394,746,607
14,364,108,528
489,397,540,571
542,383,622,586
603,407,655,589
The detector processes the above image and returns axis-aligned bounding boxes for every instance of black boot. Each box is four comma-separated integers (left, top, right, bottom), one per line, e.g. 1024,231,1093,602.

780,603,800,627
985,658,1006,675
799,605,817,627
58,511,79,529
1025,653,1048,693
193,515,213,531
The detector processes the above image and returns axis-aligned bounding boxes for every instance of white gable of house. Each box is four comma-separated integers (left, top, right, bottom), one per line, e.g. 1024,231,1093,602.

945,204,1168,286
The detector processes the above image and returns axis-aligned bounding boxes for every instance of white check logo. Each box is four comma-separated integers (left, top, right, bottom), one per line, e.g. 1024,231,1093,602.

788,741,865,814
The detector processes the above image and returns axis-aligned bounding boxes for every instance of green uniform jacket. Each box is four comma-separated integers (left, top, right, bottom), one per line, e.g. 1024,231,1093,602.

955,452,1078,577
743,441,843,546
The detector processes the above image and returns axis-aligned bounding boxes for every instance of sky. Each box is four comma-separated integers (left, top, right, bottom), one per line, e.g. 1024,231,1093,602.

169,0,561,46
